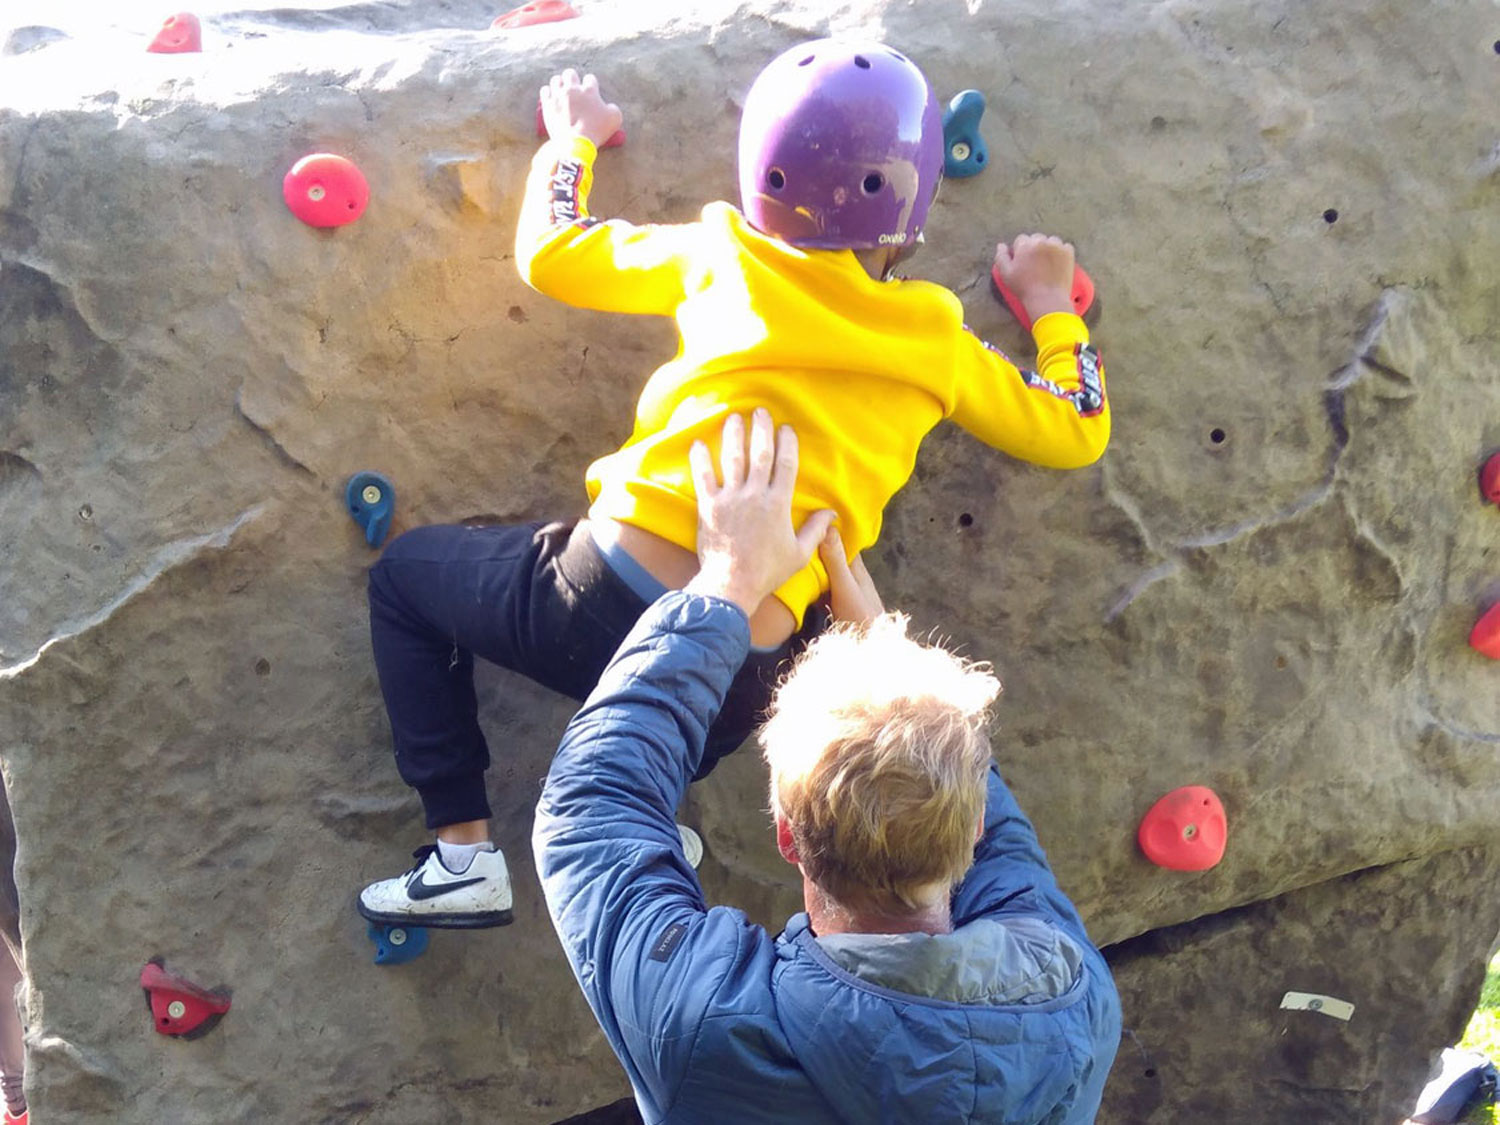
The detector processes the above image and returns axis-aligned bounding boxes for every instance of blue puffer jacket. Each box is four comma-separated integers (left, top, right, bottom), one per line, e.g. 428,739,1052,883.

534,592,1121,1124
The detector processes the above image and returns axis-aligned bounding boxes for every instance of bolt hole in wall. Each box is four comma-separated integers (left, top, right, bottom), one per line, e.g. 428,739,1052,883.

1209,427,1228,446
957,512,974,528
1323,208,1339,224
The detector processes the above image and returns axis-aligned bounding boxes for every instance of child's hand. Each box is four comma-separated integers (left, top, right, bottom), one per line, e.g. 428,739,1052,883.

993,233,1076,325
540,69,623,149
819,527,885,624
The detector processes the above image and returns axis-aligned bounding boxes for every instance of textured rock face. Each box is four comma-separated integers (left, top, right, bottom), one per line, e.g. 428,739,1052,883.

0,1,1497,1121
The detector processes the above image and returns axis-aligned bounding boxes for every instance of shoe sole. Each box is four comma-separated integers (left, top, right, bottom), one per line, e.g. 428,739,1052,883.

356,901,514,930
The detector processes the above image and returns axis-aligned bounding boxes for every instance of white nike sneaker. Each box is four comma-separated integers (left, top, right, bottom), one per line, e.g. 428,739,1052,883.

678,824,704,870
357,844,514,929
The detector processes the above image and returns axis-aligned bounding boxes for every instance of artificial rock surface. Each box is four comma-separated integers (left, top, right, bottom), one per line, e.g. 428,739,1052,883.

0,0,1497,1121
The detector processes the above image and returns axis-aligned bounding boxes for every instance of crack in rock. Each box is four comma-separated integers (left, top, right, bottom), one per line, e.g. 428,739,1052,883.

1106,290,1406,623
0,504,266,680
234,389,316,479
0,451,41,491
1104,560,1181,625
1415,699,1500,747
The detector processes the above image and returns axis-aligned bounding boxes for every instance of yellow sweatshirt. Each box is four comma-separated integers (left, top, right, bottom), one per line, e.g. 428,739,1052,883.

516,136,1110,624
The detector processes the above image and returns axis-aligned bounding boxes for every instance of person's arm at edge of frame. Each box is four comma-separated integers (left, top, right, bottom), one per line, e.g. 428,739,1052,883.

533,410,835,1119
514,68,690,315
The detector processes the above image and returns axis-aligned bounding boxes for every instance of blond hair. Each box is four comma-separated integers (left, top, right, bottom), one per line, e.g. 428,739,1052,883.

759,614,1000,916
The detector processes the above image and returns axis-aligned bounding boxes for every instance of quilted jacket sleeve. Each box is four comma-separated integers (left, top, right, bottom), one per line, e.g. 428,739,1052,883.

533,592,769,1122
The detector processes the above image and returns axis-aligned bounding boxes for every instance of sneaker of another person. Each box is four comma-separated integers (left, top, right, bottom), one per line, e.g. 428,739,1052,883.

678,824,704,870
358,845,513,928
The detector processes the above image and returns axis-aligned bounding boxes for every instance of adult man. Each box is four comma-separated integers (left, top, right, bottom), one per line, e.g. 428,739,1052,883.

533,411,1121,1123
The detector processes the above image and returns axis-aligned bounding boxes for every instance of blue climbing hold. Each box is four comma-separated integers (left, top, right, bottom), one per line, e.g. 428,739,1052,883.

345,471,395,548
942,90,989,179
367,921,429,965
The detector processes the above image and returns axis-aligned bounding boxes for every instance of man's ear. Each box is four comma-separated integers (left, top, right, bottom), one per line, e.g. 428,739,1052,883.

775,815,800,865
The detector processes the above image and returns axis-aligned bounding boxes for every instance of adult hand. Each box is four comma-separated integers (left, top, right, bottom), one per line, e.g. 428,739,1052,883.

993,233,1075,325
685,410,834,618
540,68,623,149
818,527,885,623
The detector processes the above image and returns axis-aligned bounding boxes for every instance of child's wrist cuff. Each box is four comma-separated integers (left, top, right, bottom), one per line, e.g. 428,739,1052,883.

1031,310,1089,348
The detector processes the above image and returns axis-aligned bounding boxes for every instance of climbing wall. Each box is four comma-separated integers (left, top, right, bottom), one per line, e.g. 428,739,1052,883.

1,0,1498,1120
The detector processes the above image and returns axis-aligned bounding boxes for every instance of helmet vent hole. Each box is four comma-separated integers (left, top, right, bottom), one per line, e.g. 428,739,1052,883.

797,54,815,67
853,55,871,69
767,168,786,191
862,172,884,195
888,50,906,62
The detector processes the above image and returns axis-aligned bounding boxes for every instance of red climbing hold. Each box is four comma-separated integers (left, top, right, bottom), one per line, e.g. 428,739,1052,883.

283,154,369,228
147,12,202,54
1137,785,1227,872
1479,451,1500,504
140,960,231,1038
1470,602,1500,659
492,0,579,29
534,102,626,148
991,263,1095,333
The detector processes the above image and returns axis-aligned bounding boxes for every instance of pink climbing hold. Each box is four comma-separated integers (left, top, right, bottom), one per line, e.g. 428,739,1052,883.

1137,785,1227,872
147,12,202,54
1470,602,1500,659
535,102,625,148
492,0,579,29
283,154,369,228
991,262,1095,333
1479,451,1500,504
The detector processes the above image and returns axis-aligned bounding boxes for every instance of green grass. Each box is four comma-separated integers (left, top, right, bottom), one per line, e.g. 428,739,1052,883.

1458,952,1500,1125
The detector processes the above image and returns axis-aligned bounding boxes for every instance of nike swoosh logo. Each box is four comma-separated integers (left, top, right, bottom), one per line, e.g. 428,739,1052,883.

407,872,488,901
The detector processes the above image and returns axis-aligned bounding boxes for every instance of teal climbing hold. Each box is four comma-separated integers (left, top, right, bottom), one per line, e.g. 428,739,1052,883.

366,921,429,965
345,471,395,547
941,90,989,178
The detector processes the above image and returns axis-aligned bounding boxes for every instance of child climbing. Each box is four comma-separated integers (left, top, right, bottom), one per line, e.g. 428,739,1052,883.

357,40,1111,929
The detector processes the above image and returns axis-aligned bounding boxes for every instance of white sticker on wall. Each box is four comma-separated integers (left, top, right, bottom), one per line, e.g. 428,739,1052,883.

1279,991,1355,1022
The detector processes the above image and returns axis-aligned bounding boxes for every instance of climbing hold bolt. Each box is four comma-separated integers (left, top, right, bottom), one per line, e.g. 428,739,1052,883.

941,90,989,179
345,471,396,548
367,921,429,965
283,154,369,229
492,0,578,29
1137,785,1227,871
147,12,202,54
535,102,625,149
1470,602,1500,659
1479,451,1500,504
991,260,1096,332
140,960,231,1038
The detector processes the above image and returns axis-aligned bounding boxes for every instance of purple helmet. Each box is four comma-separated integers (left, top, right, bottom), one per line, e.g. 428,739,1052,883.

738,39,944,250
